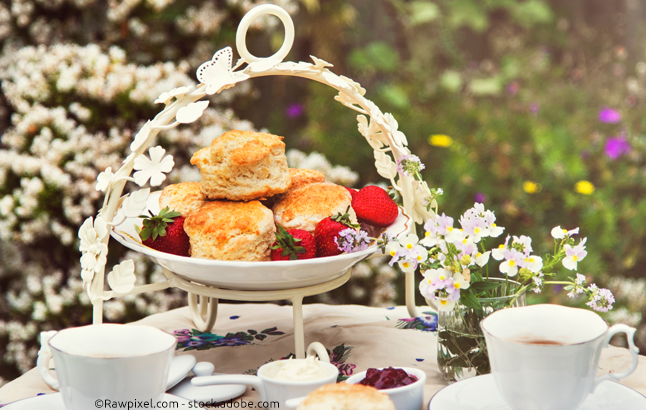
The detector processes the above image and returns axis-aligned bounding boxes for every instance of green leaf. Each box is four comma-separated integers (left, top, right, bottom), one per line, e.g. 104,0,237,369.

470,281,503,293
460,291,482,310
378,84,409,109
468,77,502,96
440,70,463,92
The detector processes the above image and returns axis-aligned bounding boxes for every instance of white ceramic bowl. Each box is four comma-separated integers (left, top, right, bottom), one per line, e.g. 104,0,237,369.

110,191,412,290
345,367,426,410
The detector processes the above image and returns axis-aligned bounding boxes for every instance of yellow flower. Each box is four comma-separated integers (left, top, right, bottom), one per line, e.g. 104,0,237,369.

523,181,541,194
429,134,453,147
575,180,595,195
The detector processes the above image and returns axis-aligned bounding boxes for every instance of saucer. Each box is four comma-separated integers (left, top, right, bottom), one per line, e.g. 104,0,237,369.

3,393,190,409
428,374,646,410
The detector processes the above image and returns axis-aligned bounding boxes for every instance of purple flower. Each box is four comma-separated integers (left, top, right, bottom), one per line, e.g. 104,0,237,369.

598,107,621,123
335,228,371,253
604,136,631,160
397,155,425,177
474,192,486,203
529,102,539,113
286,103,305,119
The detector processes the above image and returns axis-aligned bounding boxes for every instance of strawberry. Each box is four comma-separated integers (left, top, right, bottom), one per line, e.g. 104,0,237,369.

314,208,359,257
351,185,399,228
345,186,358,200
271,226,316,261
137,207,190,257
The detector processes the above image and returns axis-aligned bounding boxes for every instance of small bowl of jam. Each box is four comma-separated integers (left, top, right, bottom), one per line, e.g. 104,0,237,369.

345,366,426,410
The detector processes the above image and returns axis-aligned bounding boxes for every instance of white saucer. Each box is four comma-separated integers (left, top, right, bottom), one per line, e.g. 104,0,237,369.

3,393,190,409
428,374,646,410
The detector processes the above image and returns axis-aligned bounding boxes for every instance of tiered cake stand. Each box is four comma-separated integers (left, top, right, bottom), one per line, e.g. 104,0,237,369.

79,4,437,358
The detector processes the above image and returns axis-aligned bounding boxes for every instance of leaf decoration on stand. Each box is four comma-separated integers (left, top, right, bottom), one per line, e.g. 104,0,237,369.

130,121,152,153
374,151,398,180
78,216,109,284
197,47,250,95
121,188,150,218
176,101,210,124
310,55,333,70
155,86,193,105
95,167,115,192
107,259,137,294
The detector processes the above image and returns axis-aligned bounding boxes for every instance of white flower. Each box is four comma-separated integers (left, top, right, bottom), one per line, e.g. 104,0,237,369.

95,167,114,192
451,272,470,291
436,298,456,312
551,226,580,239
523,255,543,273
133,146,174,187
78,216,109,283
154,85,192,105
121,188,150,218
397,259,418,273
176,100,209,124
197,47,249,95
499,248,524,277
563,238,588,270
107,260,136,294
475,251,490,267
130,121,152,153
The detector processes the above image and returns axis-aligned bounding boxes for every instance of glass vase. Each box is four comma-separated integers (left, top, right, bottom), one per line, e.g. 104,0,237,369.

436,278,526,383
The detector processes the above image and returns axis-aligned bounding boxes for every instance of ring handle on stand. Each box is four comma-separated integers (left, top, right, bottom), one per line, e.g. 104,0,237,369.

236,4,295,63
188,293,218,332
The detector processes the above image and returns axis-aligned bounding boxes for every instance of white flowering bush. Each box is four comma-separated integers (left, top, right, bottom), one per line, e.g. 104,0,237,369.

0,0,305,384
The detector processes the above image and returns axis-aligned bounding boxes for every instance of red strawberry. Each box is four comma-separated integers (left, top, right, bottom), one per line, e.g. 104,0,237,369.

271,226,316,261
345,186,358,200
138,207,190,257
314,208,359,257
352,185,399,228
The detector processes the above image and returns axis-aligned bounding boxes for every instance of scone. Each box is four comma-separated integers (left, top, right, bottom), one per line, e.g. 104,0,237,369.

183,200,275,261
288,168,325,190
190,130,291,201
272,182,355,233
158,182,207,216
296,383,395,410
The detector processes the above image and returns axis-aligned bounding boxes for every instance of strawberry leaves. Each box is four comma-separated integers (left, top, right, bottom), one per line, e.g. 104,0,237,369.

138,207,182,241
271,225,307,260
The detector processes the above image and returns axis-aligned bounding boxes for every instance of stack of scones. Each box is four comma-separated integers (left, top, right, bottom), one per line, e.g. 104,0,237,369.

158,130,356,261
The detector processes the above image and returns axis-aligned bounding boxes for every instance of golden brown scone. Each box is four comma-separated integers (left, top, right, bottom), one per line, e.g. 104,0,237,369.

297,383,395,410
190,130,291,201
158,182,207,216
288,168,325,190
184,200,275,261
272,182,355,233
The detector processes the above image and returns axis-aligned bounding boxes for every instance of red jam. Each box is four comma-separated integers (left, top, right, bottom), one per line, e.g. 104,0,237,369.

358,367,418,390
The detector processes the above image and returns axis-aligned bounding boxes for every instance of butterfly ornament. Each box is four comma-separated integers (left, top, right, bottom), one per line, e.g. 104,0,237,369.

197,47,249,95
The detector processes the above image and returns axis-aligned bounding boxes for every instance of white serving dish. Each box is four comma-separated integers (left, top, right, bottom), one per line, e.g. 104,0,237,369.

110,191,412,291
345,366,426,410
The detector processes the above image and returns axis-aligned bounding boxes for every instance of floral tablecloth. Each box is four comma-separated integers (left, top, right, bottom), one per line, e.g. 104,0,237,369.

1,303,644,408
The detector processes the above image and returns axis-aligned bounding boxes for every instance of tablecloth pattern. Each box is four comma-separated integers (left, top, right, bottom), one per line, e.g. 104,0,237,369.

1,303,644,408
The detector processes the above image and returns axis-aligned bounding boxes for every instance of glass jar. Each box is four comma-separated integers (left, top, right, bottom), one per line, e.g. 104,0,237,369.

436,278,526,383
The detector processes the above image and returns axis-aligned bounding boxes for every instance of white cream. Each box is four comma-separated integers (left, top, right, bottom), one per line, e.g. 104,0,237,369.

269,356,332,382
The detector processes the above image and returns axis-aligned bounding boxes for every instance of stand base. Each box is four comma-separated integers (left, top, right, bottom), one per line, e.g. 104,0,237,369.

172,268,352,358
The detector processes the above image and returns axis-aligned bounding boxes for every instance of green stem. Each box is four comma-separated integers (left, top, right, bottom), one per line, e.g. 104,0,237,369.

543,280,571,285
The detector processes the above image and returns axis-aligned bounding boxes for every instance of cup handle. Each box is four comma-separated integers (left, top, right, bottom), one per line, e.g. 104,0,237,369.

37,331,59,391
593,324,640,390
192,374,264,400
306,342,330,363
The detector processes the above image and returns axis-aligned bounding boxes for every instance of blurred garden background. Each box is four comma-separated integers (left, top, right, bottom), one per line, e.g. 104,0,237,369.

1,0,646,384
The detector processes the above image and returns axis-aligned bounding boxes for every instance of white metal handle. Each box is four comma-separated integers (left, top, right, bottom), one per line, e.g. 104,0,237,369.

236,4,295,63
594,324,640,390
36,331,59,391
192,374,264,401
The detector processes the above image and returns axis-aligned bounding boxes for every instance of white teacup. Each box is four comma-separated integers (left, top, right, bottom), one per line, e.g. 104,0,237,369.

481,304,640,410
191,342,338,408
37,324,176,410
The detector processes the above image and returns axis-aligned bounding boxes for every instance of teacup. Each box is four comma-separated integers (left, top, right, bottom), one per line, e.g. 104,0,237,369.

480,304,640,410
191,342,338,408
37,324,176,410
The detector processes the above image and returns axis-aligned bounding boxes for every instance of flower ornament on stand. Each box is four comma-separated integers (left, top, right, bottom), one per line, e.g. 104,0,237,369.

379,156,616,382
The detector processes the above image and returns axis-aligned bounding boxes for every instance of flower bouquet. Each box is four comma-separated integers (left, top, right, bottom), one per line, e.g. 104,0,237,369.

379,156,615,382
